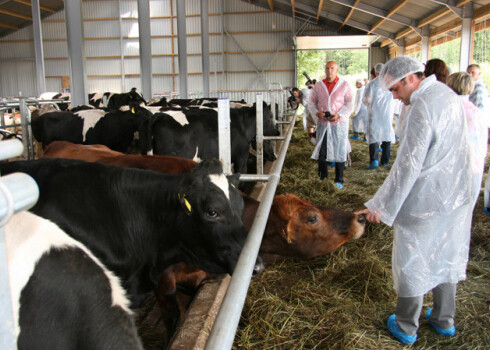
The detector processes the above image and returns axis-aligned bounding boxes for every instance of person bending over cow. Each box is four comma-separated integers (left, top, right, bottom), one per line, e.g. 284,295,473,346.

356,56,473,345
308,61,353,189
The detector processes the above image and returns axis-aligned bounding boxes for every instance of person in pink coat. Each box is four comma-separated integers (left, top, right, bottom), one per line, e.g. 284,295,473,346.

307,61,353,189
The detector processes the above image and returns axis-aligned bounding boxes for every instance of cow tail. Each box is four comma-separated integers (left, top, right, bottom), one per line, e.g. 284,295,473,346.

139,113,161,155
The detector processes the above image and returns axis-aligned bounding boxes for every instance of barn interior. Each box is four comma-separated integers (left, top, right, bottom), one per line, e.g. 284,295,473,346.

1,1,489,349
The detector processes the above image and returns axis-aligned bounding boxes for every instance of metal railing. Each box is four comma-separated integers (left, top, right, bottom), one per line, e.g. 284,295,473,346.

205,98,295,350
0,139,39,350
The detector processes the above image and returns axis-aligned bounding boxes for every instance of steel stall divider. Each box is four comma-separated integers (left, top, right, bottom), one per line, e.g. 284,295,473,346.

204,110,295,350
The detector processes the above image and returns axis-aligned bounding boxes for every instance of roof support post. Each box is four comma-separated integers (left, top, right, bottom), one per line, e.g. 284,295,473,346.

177,0,188,99
421,26,430,63
65,0,87,106
201,0,210,97
397,45,405,57
137,0,152,100
31,0,46,96
459,3,473,71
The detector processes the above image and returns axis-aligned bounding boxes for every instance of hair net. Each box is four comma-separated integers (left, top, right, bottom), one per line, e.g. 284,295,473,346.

375,62,384,74
356,78,364,85
379,56,425,90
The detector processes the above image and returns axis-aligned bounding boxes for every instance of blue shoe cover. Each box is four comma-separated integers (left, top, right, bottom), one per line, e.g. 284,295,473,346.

367,160,379,169
381,163,389,167
329,162,336,168
426,309,456,336
350,135,360,140
387,314,417,344
335,182,343,189
483,207,490,216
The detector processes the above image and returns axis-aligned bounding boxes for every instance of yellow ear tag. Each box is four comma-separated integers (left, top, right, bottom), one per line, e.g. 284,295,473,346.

184,198,192,212
131,107,135,114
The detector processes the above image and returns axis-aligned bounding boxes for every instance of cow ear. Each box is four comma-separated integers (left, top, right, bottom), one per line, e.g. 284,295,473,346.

226,174,241,189
178,193,193,216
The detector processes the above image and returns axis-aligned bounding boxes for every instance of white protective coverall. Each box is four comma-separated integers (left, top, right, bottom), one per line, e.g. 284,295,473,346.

308,77,353,162
352,85,367,133
363,77,396,144
365,75,473,297
459,95,489,206
301,87,313,130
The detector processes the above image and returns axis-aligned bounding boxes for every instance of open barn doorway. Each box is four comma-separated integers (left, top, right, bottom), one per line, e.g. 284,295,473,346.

293,36,374,135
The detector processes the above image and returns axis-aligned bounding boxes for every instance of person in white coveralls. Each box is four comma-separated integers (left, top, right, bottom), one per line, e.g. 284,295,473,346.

356,56,472,345
308,61,353,189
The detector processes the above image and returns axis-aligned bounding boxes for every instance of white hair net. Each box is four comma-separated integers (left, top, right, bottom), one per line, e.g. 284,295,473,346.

375,62,384,74
379,56,425,90
356,78,364,85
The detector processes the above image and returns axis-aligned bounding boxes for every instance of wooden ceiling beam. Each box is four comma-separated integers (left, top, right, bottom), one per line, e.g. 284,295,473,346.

418,7,450,27
0,8,31,21
14,0,55,13
291,0,295,17
317,0,324,24
474,3,490,19
369,0,409,33
268,0,274,11
338,0,360,31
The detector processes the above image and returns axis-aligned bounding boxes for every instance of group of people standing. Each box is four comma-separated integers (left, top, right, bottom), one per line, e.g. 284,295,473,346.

294,56,489,345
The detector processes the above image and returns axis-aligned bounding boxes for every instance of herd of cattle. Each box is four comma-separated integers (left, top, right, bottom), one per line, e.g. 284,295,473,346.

3,88,366,349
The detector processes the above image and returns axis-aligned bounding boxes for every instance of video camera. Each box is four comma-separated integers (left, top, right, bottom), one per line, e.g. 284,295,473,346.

303,72,314,86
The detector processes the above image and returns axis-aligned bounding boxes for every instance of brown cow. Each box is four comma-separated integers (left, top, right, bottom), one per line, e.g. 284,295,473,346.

41,141,366,339
42,141,195,173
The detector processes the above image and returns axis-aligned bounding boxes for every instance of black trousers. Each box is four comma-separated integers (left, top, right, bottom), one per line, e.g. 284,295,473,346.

369,141,391,164
318,133,345,183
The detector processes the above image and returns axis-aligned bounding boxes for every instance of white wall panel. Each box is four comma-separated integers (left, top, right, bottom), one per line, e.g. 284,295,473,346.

0,42,34,58
44,42,68,58
150,18,172,36
82,1,118,18
86,39,122,57
42,22,67,39
84,21,120,38
45,60,69,76
0,61,36,97
86,59,122,75
152,38,173,55
152,56,173,74
150,0,172,16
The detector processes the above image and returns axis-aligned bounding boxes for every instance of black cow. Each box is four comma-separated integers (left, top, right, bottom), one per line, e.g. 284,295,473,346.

31,105,151,152
107,88,147,109
88,88,146,109
0,158,247,308
140,103,280,174
6,211,144,349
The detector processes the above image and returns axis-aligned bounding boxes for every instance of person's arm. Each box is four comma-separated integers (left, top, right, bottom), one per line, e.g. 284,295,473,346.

332,82,353,123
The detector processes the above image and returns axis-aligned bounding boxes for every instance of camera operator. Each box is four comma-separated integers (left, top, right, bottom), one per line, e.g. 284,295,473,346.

308,61,353,189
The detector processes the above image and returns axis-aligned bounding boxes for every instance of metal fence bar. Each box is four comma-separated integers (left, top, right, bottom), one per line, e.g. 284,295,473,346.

255,94,264,176
0,139,39,350
218,98,232,175
204,113,295,350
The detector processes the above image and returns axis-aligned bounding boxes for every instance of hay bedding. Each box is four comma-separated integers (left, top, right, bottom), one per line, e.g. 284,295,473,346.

233,118,490,350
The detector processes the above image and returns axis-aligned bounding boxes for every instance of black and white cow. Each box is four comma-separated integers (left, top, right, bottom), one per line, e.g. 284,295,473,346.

139,103,280,174
31,105,151,152
88,88,146,110
5,211,144,349
0,158,248,308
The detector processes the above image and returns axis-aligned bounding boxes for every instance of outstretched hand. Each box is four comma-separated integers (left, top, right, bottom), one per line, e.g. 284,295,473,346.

355,208,381,224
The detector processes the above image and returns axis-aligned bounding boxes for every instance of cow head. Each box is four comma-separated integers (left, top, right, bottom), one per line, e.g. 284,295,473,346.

176,158,248,275
128,87,147,106
256,102,280,137
260,194,365,262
